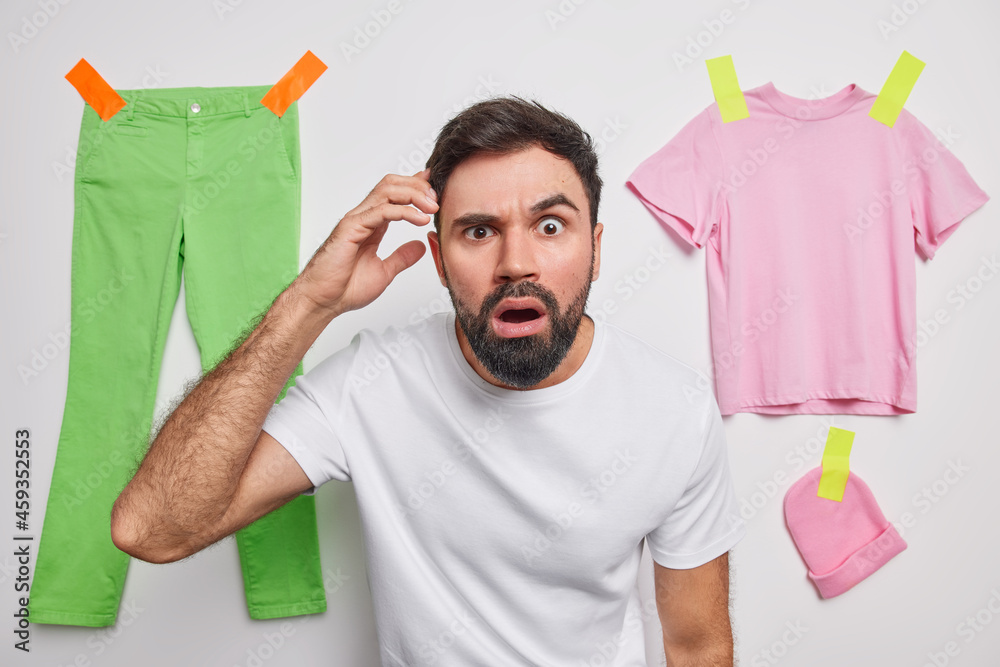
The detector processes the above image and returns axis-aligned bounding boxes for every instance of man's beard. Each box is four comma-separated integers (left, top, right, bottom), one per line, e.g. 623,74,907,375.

443,261,594,389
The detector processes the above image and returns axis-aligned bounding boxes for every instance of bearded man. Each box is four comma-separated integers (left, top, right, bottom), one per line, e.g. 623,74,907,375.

112,96,745,666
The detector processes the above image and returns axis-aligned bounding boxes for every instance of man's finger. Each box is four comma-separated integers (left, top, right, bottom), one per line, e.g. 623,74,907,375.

347,203,432,237
368,184,438,214
345,174,437,217
381,240,427,281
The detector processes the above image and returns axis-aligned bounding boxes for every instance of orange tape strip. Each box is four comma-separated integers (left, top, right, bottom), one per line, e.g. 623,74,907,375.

261,50,327,117
65,59,126,121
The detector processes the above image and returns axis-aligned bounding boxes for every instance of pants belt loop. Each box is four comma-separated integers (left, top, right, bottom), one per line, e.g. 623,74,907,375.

243,93,252,117
125,94,135,121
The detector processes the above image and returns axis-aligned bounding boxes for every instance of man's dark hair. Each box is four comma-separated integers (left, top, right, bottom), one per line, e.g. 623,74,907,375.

426,96,602,231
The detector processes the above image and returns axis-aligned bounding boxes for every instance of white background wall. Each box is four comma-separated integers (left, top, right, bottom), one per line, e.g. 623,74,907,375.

2,1,999,665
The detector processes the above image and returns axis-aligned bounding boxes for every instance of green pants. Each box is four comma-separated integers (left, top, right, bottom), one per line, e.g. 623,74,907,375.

29,86,325,627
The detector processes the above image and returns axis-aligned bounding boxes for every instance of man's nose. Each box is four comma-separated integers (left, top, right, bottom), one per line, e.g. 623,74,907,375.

494,227,538,283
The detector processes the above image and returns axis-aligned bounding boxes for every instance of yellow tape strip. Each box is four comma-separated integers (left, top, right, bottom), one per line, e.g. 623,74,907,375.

817,428,855,502
705,55,749,123
869,50,925,128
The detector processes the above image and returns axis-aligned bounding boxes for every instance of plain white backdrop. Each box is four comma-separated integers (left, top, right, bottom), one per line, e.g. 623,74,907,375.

2,0,999,665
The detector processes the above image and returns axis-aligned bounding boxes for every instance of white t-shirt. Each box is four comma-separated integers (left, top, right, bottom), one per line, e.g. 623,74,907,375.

262,311,745,666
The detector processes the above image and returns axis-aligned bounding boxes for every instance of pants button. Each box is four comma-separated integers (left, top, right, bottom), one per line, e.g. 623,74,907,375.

190,103,201,113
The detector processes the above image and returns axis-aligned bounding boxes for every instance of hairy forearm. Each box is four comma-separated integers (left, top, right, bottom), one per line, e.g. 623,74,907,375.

663,632,734,666
111,282,333,562
656,554,734,667
111,168,436,562
661,598,734,666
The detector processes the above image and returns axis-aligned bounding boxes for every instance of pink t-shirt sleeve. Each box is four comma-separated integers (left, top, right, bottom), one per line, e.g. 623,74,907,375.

898,110,990,259
626,108,722,249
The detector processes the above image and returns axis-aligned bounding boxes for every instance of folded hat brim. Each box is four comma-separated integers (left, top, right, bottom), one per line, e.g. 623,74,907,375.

808,523,907,598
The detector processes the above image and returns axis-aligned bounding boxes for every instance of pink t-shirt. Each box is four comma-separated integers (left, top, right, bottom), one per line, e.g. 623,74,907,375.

627,83,989,415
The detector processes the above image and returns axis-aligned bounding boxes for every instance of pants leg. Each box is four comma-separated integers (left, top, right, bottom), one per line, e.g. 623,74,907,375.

30,102,186,627
30,87,325,627
179,95,325,620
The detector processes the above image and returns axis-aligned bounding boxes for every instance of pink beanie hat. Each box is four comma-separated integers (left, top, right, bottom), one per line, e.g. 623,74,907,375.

784,467,907,598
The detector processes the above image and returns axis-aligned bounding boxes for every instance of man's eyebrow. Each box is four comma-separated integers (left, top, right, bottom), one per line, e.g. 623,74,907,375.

451,212,500,229
531,193,579,215
450,194,580,229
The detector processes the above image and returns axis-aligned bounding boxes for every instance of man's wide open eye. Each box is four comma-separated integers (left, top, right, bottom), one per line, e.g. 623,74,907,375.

464,225,495,240
537,217,565,235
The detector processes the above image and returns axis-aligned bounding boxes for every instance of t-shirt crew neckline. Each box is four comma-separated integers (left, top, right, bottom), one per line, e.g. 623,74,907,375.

442,310,605,404
757,82,867,120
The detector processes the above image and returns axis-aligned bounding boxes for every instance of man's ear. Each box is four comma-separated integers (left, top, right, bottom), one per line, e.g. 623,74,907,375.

427,230,448,287
591,222,604,282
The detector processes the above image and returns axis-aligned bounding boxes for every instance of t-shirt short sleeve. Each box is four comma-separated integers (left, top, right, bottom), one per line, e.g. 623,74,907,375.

262,335,362,495
626,107,722,249
898,110,990,260
645,395,745,569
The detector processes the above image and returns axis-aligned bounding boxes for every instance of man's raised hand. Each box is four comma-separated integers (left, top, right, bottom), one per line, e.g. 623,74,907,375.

293,169,439,317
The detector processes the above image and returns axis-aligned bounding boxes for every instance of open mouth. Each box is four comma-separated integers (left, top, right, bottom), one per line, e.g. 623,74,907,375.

491,298,549,338
498,308,543,324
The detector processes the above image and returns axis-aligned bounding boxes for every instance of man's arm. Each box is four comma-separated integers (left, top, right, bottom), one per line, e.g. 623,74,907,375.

654,552,734,666
110,172,439,564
